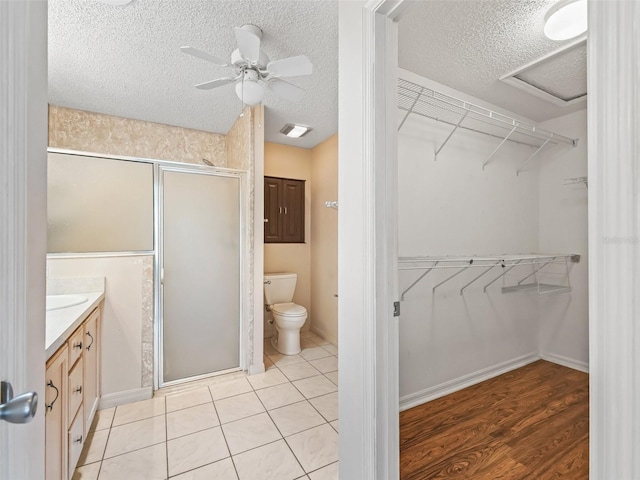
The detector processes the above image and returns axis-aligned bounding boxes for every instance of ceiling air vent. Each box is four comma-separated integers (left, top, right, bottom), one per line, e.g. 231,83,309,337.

500,37,586,107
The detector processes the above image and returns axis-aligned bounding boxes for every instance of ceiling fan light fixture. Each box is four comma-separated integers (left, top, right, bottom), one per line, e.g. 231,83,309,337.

544,0,587,41
280,123,312,138
235,70,265,106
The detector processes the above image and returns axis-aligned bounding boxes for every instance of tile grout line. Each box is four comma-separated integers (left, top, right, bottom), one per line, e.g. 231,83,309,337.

162,396,168,480
253,384,308,476
208,383,241,480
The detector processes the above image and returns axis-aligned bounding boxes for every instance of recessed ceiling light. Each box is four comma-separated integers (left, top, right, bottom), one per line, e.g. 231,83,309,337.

280,123,312,138
544,0,587,41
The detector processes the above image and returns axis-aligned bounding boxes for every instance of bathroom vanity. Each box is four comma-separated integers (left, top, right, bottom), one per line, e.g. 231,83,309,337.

45,283,105,480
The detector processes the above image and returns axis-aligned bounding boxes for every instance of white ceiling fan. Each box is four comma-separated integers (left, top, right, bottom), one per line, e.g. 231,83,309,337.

181,24,313,106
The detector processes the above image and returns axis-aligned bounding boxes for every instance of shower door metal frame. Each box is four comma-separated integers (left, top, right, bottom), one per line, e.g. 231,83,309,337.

156,163,247,389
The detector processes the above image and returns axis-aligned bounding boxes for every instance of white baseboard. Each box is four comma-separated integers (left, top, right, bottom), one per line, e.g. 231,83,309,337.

311,324,338,346
98,387,153,409
399,353,539,412
248,362,265,375
540,352,589,373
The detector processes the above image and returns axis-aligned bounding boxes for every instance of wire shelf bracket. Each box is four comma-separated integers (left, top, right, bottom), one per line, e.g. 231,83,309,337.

398,79,578,171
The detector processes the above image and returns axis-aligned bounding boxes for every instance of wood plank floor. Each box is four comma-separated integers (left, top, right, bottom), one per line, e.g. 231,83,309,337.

400,360,589,479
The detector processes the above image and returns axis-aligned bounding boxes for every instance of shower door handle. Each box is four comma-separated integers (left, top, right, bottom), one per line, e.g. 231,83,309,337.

161,267,165,285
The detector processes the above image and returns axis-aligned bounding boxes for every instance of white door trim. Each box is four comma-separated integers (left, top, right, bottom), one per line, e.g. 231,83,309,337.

0,2,48,479
338,1,406,478
587,1,640,478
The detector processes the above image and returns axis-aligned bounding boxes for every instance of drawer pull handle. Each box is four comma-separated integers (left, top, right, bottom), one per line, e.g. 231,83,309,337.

45,381,59,412
73,341,83,350
74,435,83,444
86,331,94,351
73,386,82,394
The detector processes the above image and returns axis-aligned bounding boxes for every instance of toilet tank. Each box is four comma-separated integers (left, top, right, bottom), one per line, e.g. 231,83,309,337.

264,273,297,305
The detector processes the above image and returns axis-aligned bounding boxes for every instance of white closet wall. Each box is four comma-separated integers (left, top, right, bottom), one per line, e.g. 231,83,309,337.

398,70,588,409
537,110,588,371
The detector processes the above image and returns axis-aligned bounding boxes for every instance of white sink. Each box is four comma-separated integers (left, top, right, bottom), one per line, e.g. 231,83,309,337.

46,294,88,311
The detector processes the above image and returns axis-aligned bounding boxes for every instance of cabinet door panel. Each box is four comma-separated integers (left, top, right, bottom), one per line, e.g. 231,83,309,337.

67,411,85,479
46,347,68,480
282,180,304,243
264,178,281,243
68,327,84,368
68,361,83,425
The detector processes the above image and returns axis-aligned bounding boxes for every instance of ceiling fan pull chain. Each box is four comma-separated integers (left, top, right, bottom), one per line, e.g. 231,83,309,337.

240,67,245,116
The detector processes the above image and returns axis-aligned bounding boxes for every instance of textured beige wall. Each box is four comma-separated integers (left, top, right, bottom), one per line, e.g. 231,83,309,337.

226,107,252,171
263,142,312,335
49,105,227,166
226,106,264,371
310,135,339,344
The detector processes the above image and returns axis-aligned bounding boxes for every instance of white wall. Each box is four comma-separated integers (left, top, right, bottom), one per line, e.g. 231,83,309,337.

310,134,339,344
537,109,589,371
398,71,543,406
47,256,150,396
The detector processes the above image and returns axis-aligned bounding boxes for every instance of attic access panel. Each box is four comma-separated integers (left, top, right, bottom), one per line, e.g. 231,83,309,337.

500,38,587,108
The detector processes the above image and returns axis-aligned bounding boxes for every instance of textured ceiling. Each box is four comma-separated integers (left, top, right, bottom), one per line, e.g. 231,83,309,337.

48,0,338,149
514,42,587,101
398,0,587,122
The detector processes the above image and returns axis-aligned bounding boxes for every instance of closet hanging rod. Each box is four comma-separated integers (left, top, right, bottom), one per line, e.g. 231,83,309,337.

398,254,579,299
398,79,577,148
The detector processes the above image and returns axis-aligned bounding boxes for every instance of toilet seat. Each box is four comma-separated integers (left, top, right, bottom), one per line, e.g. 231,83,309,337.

272,302,307,317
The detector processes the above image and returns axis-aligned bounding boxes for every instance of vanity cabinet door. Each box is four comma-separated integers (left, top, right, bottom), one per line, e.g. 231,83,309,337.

45,346,68,480
68,327,84,368
83,308,100,433
67,412,85,480
67,361,83,426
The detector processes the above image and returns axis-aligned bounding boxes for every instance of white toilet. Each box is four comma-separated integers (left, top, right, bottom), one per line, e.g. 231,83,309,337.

264,273,308,355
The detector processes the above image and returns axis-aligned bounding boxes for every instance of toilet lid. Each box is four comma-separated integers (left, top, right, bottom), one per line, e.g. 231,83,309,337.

272,303,307,316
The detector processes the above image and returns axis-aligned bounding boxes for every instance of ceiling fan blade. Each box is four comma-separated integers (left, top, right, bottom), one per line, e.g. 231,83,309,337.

267,55,313,78
268,78,305,102
195,77,237,90
234,27,261,63
181,46,228,67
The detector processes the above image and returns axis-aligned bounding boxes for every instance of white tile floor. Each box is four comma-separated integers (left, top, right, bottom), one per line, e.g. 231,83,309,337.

73,331,338,480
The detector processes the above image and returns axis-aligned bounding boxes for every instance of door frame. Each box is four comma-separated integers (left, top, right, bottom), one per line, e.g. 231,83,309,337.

342,0,640,478
0,3,48,479
156,164,248,388
337,1,409,478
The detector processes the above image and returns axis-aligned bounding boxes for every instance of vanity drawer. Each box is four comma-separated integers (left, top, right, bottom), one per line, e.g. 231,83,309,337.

68,327,84,368
67,410,84,479
68,361,83,423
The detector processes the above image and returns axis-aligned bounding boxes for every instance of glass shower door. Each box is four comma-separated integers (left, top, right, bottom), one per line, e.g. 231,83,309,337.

161,168,241,384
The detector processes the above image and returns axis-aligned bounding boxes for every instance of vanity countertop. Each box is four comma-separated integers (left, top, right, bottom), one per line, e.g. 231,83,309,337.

46,291,104,360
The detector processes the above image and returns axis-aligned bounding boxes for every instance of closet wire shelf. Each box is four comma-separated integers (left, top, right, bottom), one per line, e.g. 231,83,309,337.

398,79,578,171
399,254,580,300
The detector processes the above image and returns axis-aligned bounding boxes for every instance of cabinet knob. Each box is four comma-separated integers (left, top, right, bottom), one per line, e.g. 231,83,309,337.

73,386,82,394
73,435,83,444
73,341,83,350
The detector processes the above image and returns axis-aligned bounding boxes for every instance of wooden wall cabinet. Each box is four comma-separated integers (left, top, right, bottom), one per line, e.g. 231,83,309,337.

45,305,101,480
264,176,305,243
